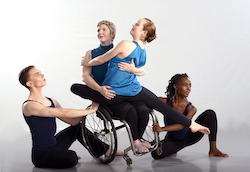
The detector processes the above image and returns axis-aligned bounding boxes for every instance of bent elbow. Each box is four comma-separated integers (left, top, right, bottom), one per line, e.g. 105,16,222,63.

82,74,87,83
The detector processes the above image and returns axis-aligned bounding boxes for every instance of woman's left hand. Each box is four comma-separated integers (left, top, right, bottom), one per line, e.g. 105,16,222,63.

118,59,135,73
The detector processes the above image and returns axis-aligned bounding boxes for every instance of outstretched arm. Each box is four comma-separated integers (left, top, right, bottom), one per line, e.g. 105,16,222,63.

82,40,133,67
82,47,117,66
23,99,99,126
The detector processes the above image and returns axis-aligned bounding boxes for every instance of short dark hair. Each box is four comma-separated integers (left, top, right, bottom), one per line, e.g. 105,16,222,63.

18,65,35,89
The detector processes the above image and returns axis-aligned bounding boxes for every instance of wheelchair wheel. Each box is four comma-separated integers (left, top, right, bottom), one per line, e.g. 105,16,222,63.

82,105,117,164
140,111,159,150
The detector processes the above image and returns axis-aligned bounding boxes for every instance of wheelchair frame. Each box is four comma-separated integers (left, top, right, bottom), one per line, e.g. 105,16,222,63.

81,105,160,165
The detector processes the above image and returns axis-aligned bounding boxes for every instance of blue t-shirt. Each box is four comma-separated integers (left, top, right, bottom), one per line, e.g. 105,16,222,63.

102,42,146,96
23,97,57,150
165,101,192,140
91,44,113,85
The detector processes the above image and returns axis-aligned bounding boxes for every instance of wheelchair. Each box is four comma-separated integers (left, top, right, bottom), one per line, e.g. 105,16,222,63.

81,104,160,166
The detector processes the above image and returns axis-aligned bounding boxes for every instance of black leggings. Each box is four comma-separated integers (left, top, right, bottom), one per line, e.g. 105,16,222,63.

71,84,191,127
32,124,108,169
107,101,150,140
151,110,218,159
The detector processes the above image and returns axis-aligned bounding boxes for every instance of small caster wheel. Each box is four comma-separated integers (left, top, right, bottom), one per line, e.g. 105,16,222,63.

123,154,133,166
126,157,132,166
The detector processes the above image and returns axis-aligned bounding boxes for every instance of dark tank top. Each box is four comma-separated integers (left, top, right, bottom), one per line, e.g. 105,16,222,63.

23,97,57,150
165,100,192,140
91,44,113,85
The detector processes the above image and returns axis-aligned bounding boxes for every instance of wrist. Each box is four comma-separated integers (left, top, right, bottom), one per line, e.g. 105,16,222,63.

96,86,102,93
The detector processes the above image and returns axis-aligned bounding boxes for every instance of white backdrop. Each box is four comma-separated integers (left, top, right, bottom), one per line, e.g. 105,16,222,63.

0,0,250,142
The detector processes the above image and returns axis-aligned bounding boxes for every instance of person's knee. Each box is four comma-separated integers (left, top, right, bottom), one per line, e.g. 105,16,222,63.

133,102,151,113
70,84,78,94
126,106,137,117
65,150,78,168
204,109,218,123
205,109,216,117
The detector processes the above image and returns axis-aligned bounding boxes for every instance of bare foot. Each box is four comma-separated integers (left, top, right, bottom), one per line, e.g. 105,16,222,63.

105,147,124,157
116,150,124,156
190,121,210,134
209,149,229,157
134,140,149,153
141,141,151,149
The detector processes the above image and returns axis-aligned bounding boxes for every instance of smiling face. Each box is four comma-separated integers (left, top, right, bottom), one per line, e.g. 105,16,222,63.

97,24,114,46
174,77,191,98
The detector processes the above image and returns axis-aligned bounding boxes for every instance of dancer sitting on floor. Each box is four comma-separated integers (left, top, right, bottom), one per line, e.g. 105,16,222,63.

19,65,109,169
151,73,229,159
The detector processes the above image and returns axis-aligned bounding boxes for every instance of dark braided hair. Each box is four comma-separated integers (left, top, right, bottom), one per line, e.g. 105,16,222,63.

165,73,189,104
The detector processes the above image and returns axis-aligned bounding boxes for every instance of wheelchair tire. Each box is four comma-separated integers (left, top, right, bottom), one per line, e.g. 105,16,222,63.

82,105,117,164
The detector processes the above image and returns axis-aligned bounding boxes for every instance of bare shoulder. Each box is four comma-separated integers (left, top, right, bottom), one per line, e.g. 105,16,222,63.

49,98,61,108
86,50,91,55
117,40,135,47
23,101,44,117
84,50,92,59
188,103,197,113
116,40,137,55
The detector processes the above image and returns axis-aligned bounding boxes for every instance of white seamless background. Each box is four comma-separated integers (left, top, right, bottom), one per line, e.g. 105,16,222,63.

0,0,249,142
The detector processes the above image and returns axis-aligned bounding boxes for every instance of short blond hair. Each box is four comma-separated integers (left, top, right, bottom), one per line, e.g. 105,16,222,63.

97,20,116,40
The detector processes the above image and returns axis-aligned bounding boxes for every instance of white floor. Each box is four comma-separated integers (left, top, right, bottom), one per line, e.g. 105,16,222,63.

1,128,250,172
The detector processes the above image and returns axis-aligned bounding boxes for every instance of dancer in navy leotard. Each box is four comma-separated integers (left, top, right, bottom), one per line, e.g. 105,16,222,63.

151,73,229,159
19,65,108,169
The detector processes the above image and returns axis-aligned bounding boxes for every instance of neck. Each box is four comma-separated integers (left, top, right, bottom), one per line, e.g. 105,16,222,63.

100,41,112,46
133,39,145,48
173,94,186,103
28,87,44,100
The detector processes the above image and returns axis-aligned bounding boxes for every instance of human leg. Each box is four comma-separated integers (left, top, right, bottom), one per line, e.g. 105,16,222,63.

151,138,187,159
122,105,150,152
70,83,123,105
195,110,228,157
32,148,78,169
108,102,151,153
55,124,81,149
56,124,109,157
80,127,110,157
131,101,150,139
126,87,209,134
71,84,209,134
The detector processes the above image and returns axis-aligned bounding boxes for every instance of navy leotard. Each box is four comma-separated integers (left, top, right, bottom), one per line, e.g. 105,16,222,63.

23,97,57,150
91,44,113,85
164,101,192,140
